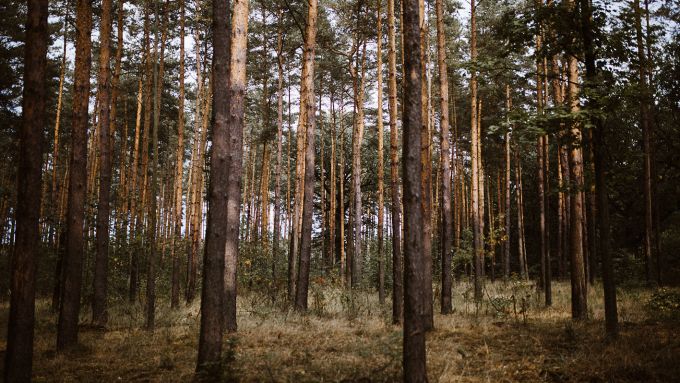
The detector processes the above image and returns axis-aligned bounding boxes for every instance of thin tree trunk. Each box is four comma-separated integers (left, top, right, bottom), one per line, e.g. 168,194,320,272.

419,0,434,329
377,0,386,304
273,7,284,285
171,0,185,309
388,0,403,324
436,0,453,315
93,0,113,326
504,86,511,280
470,0,483,302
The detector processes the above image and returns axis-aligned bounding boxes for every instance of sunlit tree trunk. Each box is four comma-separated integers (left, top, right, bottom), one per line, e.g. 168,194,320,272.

566,0,587,318
171,0,185,309
294,0,318,311
376,0,386,304
223,0,248,331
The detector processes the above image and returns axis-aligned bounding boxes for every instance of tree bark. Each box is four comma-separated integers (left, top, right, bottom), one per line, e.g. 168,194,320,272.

387,0,403,324
92,0,113,327
294,0,318,311
273,7,284,285
504,86,511,280
436,0,453,315
57,0,92,351
223,0,248,332
566,1,588,317
402,0,428,378
377,0,386,304
580,0,617,336
171,0,185,309
196,0,231,370
4,0,48,378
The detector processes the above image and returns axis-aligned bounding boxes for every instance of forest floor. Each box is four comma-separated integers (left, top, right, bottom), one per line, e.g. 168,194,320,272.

1,280,679,382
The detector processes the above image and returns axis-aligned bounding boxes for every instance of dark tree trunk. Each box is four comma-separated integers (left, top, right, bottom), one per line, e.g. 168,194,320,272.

402,0,428,380
93,0,113,327
436,0,453,315
4,0,48,379
580,0,618,336
196,0,231,371
57,0,92,351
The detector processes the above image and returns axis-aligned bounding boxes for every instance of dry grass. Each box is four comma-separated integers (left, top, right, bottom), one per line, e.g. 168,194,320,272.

1,280,679,382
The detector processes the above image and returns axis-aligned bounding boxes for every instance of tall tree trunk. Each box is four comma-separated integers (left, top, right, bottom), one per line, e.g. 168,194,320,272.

223,0,248,332
171,0,185,309
504,86,511,280
146,0,168,331
469,0,483,301
128,77,143,302
387,0,403,324
580,0,617,336
436,0,453,315
57,0,92,351
351,40,367,288
4,0,48,378
634,0,655,285
515,150,528,280
566,0,588,318
294,0,318,311
93,0,113,327
402,0,428,378
273,7,284,285
196,0,230,370
376,0,386,304
419,0,434,329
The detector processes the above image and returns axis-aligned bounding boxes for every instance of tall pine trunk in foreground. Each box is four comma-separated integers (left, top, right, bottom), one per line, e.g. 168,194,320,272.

418,0,434,330
93,0,113,327
57,0,92,351
294,0,318,311
171,0,185,309
580,0,618,336
402,0,428,379
196,0,231,371
567,0,587,320
387,0,403,324
273,7,284,284
470,0,483,301
4,0,48,379
436,0,453,315
223,0,248,332
376,0,386,304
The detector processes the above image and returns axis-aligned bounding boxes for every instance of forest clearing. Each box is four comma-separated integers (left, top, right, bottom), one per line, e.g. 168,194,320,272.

2,282,679,382
2,0,680,380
